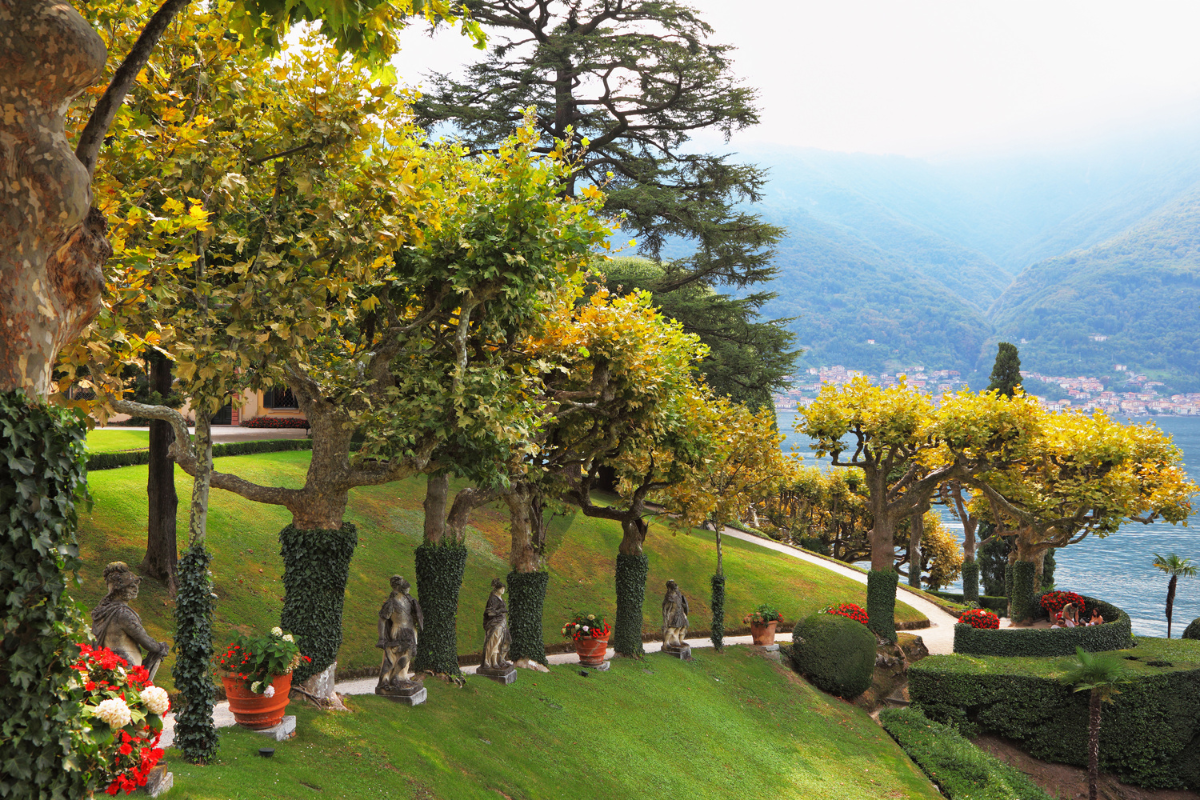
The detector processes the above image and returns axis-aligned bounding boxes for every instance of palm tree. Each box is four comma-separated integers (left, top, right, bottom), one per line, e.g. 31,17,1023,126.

1153,552,1197,638
1062,646,1126,800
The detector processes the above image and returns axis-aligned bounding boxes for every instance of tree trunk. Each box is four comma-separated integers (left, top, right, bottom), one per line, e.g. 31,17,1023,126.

187,413,213,547
867,480,894,572
142,352,178,594
908,510,924,589
1166,574,1178,639
0,0,110,398
506,484,544,573
505,483,549,666
1088,689,1102,800
423,472,450,545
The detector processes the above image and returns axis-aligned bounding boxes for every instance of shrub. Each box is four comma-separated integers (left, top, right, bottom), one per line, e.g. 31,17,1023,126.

86,437,313,471
953,596,1132,657
1182,618,1200,642
243,416,309,429
931,591,1009,615
909,638,1200,790
959,609,1000,629
821,602,868,625
880,708,1053,800
789,612,876,699
796,535,830,556
1041,590,1084,617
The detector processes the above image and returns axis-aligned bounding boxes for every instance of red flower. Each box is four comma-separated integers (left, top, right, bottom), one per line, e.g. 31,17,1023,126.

85,681,97,691
119,743,133,756
958,609,1000,630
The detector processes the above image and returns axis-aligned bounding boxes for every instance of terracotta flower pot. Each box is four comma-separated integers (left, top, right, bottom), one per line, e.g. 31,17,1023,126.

750,620,778,646
223,672,292,729
575,633,610,667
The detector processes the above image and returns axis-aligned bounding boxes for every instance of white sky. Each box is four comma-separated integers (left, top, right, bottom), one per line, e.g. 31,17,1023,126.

390,0,1200,158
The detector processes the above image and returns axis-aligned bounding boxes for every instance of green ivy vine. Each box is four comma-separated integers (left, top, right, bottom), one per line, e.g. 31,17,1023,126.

961,559,980,603
867,569,898,642
172,542,219,763
506,570,549,665
279,523,358,683
413,541,467,676
710,573,726,651
613,553,649,657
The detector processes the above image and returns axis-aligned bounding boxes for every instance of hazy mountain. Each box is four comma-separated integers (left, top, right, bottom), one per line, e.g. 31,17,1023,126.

988,192,1200,391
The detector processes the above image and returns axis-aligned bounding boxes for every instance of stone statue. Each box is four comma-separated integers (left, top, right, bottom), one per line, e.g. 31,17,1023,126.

661,580,691,659
376,575,423,696
482,579,512,670
91,562,170,680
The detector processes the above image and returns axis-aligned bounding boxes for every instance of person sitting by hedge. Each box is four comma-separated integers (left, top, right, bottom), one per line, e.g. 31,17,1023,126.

1086,608,1104,626
1061,603,1079,628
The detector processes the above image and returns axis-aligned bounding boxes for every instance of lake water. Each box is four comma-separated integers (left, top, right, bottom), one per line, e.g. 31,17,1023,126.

776,412,1200,637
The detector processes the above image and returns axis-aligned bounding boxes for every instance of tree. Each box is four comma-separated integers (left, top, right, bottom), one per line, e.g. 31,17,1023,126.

142,352,179,594
986,342,1023,398
415,2,797,406
940,482,981,600
1062,646,1126,800
1152,552,1197,639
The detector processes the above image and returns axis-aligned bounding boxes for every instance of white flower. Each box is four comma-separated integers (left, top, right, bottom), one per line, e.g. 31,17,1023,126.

263,685,275,698
582,625,590,633
282,634,294,643
93,697,132,729
140,686,170,716
251,681,263,693
271,626,283,637
586,614,595,620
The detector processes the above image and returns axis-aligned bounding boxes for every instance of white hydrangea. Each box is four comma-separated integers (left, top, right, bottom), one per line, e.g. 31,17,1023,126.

282,634,294,643
140,686,170,716
93,697,132,729
251,681,263,694
271,626,283,637
263,685,275,698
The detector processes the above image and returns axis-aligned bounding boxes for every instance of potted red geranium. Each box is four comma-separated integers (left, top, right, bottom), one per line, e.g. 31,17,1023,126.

562,612,611,667
216,627,308,729
72,643,168,796
743,604,784,645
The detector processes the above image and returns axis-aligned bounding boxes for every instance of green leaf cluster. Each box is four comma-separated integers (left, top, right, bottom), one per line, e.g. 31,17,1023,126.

172,543,219,763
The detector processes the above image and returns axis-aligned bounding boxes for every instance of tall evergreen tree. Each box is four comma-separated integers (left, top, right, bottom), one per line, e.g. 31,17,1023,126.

416,1,797,406
987,342,1023,397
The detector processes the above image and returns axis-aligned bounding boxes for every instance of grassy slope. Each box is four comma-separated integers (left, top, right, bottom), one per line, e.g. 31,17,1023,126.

170,648,941,800
87,429,150,452
76,452,924,691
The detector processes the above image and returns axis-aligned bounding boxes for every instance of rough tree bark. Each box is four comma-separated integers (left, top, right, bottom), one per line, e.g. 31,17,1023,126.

907,509,924,589
0,0,110,397
142,351,178,593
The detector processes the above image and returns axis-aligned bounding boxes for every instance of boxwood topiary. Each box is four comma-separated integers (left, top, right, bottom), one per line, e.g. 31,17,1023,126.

867,569,898,642
507,570,549,665
613,553,648,657
790,611,876,699
279,523,358,683
1183,618,1200,641
413,540,468,676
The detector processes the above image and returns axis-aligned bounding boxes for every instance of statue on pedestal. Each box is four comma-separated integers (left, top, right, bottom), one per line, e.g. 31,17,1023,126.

376,576,424,701
661,580,691,659
91,562,169,680
478,578,516,684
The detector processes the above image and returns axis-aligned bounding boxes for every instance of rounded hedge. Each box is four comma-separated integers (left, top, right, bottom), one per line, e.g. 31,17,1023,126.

790,611,876,699
1182,618,1200,642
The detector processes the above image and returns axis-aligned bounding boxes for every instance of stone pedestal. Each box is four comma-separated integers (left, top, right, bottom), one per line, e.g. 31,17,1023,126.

476,665,517,685
376,680,426,706
583,660,610,671
245,715,296,741
663,643,692,660
139,763,173,797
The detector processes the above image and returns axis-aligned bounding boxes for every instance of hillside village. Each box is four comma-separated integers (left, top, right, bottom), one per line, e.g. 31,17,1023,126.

774,364,1200,416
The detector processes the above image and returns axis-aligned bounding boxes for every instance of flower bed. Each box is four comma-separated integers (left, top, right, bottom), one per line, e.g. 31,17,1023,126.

952,596,1132,657
244,416,308,429
957,609,999,630
72,644,168,795
821,602,869,626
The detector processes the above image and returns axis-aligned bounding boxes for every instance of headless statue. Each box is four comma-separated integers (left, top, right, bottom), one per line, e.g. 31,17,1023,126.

91,562,169,680
481,578,512,670
376,575,423,690
662,580,690,649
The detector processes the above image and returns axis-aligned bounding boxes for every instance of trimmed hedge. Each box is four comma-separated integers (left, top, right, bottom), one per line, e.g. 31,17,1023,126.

244,416,309,429
909,638,1200,790
789,611,876,699
87,437,313,471
932,590,1009,616
880,708,1053,800
613,553,648,657
867,569,898,642
1183,618,1200,642
413,541,468,676
507,570,549,665
953,596,1132,657
279,523,358,683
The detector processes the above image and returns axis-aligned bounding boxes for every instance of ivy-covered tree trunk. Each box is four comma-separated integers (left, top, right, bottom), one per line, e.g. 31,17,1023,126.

867,569,898,642
710,525,725,650
505,484,549,666
961,559,981,603
1010,558,1038,624
141,351,178,594
413,470,467,675
613,518,650,658
0,392,94,798
279,523,358,685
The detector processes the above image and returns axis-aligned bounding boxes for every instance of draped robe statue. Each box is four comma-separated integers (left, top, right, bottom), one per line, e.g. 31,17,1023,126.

91,562,170,680
662,580,690,649
376,576,423,690
482,579,512,670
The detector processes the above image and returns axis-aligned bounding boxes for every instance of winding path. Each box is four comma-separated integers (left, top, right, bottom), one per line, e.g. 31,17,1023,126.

159,524,958,748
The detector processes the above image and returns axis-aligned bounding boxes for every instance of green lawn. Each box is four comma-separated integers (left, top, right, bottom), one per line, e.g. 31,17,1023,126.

86,429,150,452
75,451,925,691
170,648,942,800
